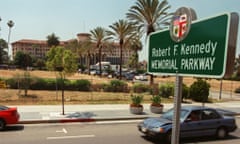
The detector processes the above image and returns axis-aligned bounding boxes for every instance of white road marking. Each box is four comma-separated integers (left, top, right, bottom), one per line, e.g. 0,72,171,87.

47,135,95,140
56,128,67,133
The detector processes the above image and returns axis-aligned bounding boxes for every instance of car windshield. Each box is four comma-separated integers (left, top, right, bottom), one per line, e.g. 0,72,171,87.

0,105,9,111
161,108,189,121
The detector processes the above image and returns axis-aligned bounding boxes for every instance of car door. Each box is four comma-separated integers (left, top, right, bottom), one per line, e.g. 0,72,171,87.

198,109,222,136
181,110,203,138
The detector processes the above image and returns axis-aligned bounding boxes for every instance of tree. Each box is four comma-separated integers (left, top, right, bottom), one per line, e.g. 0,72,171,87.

7,20,14,57
13,51,32,69
126,0,172,84
46,33,60,47
189,79,210,102
0,39,8,64
90,27,110,76
46,46,78,115
108,19,135,79
127,34,142,69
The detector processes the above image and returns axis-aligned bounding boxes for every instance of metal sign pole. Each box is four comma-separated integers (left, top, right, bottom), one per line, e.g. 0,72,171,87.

171,70,183,144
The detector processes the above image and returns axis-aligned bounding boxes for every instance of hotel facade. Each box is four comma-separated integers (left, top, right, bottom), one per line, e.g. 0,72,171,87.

11,33,135,66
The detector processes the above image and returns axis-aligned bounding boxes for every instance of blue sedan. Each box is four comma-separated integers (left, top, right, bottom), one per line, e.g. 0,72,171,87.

138,106,237,143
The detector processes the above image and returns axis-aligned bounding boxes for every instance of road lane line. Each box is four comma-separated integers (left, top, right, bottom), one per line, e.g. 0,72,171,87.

47,135,95,140
56,128,67,133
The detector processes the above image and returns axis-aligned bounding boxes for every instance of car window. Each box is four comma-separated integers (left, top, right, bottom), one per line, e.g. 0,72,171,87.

161,108,189,121
187,110,201,121
201,109,221,120
0,105,9,111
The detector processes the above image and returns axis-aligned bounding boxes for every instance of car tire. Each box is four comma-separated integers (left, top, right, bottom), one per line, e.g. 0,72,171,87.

0,119,6,131
216,127,228,139
165,131,172,144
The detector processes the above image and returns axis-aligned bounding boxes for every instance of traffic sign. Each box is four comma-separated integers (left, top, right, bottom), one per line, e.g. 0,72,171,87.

147,13,239,78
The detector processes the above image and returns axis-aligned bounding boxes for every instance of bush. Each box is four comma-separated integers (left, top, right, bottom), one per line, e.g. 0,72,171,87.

159,82,174,98
189,79,210,102
103,80,128,92
74,79,91,91
182,83,189,100
234,87,240,93
130,95,143,106
133,83,150,93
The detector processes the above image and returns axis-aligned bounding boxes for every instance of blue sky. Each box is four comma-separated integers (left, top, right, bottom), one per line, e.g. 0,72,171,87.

0,0,239,60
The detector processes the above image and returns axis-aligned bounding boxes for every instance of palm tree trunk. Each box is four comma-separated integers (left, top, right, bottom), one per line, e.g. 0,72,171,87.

99,45,102,77
119,40,123,80
7,28,12,58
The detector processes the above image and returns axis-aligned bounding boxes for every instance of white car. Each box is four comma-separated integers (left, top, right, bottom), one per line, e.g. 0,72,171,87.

134,74,148,81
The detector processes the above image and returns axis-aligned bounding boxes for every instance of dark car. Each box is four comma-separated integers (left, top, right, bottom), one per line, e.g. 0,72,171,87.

138,106,237,143
0,105,20,130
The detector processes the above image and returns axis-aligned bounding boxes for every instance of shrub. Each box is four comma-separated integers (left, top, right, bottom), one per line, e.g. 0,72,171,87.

159,82,174,98
182,83,189,100
74,79,91,91
103,80,128,92
151,95,162,106
189,79,210,102
130,95,143,106
133,83,150,93
234,87,240,93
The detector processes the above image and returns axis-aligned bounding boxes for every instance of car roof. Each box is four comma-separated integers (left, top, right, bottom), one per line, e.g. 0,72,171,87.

181,105,213,111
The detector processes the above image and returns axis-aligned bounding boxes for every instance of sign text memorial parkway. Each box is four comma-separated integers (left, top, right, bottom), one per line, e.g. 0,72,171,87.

147,13,239,78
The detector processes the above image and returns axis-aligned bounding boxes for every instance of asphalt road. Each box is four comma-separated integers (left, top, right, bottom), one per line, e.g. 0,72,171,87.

0,119,240,144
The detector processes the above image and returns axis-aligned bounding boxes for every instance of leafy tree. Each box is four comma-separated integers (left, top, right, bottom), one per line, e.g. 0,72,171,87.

0,39,8,64
126,0,172,84
126,34,142,69
46,33,60,47
13,51,32,69
189,79,210,102
90,27,110,76
108,19,136,79
46,46,78,114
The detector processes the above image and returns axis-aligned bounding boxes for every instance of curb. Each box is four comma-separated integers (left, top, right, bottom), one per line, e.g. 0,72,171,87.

18,116,148,124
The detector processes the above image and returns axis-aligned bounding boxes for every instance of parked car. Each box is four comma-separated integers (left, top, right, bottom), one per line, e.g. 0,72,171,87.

134,73,148,81
0,105,20,130
138,106,237,143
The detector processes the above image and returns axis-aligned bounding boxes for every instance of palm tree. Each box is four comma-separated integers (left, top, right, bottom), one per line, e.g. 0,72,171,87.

90,27,109,76
126,0,172,84
47,33,60,47
108,19,135,79
127,34,143,69
7,20,14,57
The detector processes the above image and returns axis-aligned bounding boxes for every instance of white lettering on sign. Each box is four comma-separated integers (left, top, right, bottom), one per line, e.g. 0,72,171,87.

150,40,219,71
152,47,171,57
180,57,216,70
151,59,177,70
180,40,217,56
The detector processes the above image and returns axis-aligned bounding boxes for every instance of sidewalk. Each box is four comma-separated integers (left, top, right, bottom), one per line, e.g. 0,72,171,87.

17,101,240,124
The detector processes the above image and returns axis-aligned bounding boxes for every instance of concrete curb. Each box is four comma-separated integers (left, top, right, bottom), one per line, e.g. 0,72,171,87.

18,116,149,124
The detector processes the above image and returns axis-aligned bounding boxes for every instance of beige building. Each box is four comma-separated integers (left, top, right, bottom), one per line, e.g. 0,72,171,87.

11,33,135,66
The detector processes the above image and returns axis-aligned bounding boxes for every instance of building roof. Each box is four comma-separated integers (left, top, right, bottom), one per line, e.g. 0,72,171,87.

11,39,65,45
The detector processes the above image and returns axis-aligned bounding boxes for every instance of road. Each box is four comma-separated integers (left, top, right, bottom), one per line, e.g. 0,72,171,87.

0,119,240,144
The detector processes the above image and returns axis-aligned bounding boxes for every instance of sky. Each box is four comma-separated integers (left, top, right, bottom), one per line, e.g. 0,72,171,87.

0,0,239,61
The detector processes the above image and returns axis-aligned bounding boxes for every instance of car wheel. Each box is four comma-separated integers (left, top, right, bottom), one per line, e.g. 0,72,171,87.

165,131,172,144
216,127,228,139
0,119,6,131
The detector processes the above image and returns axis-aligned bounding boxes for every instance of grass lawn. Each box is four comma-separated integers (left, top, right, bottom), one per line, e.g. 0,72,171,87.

0,69,239,105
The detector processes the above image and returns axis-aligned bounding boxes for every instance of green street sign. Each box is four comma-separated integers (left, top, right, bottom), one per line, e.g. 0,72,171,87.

147,13,239,78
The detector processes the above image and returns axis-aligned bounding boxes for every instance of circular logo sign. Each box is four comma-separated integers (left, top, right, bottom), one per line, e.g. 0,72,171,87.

170,7,193,42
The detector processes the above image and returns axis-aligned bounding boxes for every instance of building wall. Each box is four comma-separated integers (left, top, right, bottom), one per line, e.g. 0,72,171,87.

11,33,135,67
12,39,49,59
